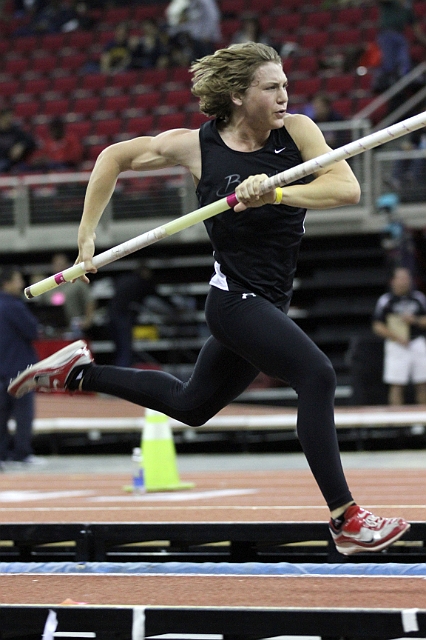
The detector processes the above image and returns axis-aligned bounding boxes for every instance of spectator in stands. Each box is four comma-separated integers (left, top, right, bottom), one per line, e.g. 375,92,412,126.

372,266,426,405
0,266,40,467
374,0,426,92
61,1,95,32
22,0,78,34
303,94,347,148
100,22,132,74
166,0,222,60
29,117,84,172
129,18,170,70
107,262,159,367
9,42,410,557
0,107,36,174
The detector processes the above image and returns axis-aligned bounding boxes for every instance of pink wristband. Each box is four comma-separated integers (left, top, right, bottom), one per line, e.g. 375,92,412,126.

226,193,239,208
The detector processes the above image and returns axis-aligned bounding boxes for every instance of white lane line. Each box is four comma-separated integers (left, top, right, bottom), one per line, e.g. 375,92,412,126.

89,489,258,502
0,490,94,503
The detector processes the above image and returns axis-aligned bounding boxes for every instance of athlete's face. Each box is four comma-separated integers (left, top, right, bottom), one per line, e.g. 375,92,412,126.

238,62,288,129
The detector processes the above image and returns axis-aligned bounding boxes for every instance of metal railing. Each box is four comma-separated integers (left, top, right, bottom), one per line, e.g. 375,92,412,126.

0,118,425,252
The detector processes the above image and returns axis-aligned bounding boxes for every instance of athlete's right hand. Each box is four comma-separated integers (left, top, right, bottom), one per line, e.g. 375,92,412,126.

76,229,97,283
234,174,276,212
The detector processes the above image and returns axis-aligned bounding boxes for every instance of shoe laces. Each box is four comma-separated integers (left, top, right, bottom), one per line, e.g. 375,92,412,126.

362,512,386,528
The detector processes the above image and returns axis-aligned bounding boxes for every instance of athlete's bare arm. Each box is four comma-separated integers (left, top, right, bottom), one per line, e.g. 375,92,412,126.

77,129,201,278
280,114,360,208
235,114,361,212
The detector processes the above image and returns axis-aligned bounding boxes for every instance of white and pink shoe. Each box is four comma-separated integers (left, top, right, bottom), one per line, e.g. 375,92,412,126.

8,340,93,398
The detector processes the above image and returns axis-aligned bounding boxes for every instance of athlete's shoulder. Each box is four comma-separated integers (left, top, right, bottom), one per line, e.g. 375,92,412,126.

153,128,200,168
283,112,316,129
283,112,325,148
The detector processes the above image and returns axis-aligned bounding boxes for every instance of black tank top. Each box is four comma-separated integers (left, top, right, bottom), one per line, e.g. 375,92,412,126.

197,119,307,308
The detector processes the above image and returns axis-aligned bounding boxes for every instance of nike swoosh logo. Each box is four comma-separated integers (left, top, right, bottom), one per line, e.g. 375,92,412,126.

275,147,286,154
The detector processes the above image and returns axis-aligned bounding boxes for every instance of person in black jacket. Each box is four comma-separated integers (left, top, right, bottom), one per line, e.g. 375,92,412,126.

0,266,39,466
108,262,157,367
0,108,36,173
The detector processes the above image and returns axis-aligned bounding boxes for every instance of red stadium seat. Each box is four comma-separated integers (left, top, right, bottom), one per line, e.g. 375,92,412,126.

165,89,195,109
306,10,332,29
86,143,108,161
357,73,373,92
220,0,245,15
295,55,319,75
110,71,140,90
34,123,49,139
40,33,67,51
31,56,56,74
188,112,210,128
14,100,40,119
60,53,87,72
0,80,20,97
292,77,322,98
103,95,131,113
414,0,426,19
336,7,364,25
4,57,30,75
13,36,38,54
43,98,70,116
22,77,51,95
133,91,161,111
82,74,108,92
52,76,79,93
94,118,122,137
68,31,94,50
156,112,187,130
169,67,192,85
245,0,275,10
324,74,356,97
103,6,132,24
133,5,164,20
126,115,155,135
140,68,169,88
333,98,354,118
66,120,93,138
73,96,101,115
221,19,240,39
300,32,329,51
332,28,362,46
273,13,301,32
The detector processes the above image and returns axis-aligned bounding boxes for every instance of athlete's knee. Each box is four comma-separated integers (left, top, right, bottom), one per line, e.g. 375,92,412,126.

176,407,216,428
303,356,336,394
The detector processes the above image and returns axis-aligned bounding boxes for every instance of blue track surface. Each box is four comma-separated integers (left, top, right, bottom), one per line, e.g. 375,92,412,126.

2,562,426,575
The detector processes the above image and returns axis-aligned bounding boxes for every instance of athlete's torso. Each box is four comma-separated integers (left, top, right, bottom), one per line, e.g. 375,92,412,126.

197,119,307,307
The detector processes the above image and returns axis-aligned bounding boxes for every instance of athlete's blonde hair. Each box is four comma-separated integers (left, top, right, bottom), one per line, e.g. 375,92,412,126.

190,42,282,122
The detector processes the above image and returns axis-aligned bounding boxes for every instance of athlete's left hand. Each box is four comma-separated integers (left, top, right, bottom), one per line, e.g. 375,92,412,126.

233,174,276,212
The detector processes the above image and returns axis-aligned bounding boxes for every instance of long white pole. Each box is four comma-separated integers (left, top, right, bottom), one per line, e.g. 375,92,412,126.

25,111,426,299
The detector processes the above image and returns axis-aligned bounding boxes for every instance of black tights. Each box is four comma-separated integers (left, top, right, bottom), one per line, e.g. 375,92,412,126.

83,286,353,511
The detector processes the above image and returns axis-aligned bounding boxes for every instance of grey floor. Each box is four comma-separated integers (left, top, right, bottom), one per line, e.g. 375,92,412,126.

3,449,425,474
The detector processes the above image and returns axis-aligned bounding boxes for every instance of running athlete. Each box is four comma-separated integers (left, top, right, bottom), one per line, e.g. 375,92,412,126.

8,42,409,555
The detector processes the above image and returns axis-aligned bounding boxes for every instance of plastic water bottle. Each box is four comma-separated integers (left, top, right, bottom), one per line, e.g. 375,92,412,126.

132,447,145,493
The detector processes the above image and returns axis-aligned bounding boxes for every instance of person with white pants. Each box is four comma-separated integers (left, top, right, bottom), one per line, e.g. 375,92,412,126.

373,267,426,405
